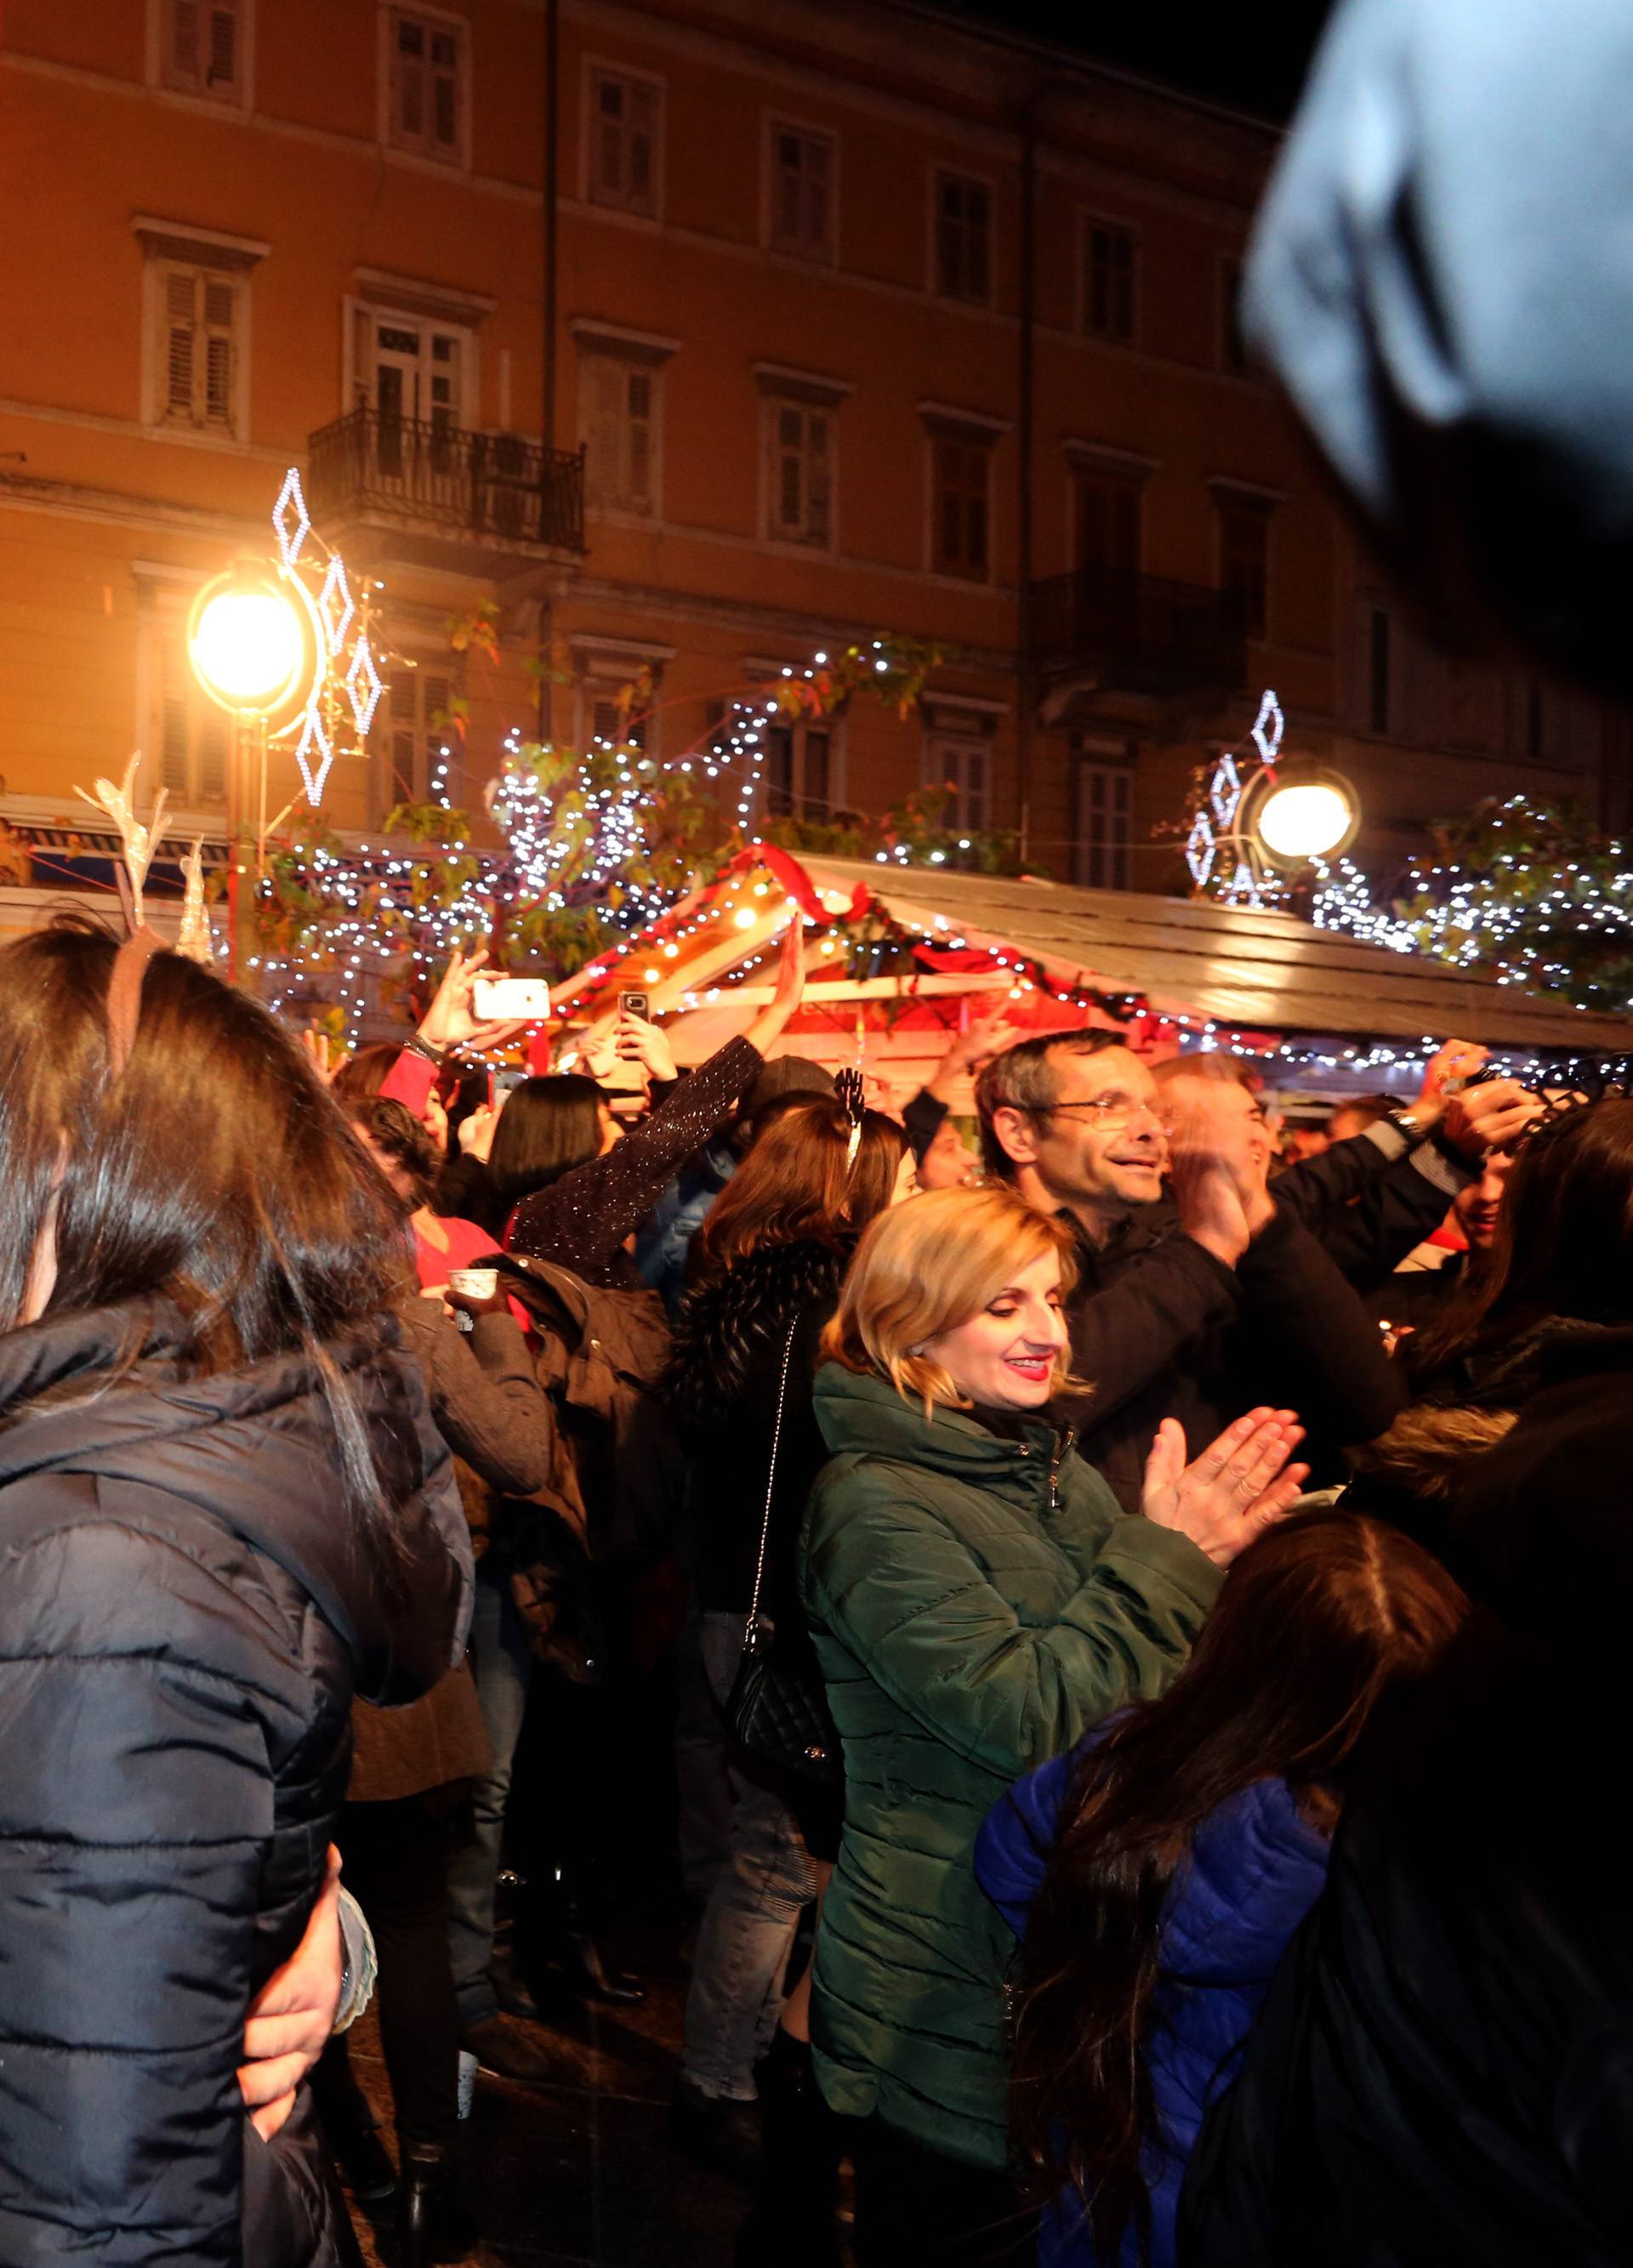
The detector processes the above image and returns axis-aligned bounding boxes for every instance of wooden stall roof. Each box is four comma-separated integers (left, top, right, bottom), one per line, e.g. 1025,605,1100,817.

794,859,1631,1054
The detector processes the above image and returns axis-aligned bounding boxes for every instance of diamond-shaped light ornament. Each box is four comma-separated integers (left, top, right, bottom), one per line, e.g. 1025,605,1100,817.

272,467,312,569
1209,753,1243,830
317,554,355,657
1223,857,1264,908
1186,812,1216,887
294,701,334,804
1250,687,1284,767
345,634,384,736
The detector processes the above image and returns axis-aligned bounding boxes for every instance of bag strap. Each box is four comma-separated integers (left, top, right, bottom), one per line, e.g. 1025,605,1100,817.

744,1316,799,1633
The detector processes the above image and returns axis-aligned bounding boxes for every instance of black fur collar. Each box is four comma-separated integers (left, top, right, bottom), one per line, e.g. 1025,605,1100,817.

663,1238,846,1423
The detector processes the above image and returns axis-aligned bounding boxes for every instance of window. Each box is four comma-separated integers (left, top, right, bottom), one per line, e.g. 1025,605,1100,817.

1216,495,1271,638
588,69,659,215
1073,466,1142,584
154,620,230,807
765,400,834,548
387,8,465,165
765,720,833,821
376,662,453,815
1083,220,1136,342
585,690,647,751
923,733,987,832
161,0,245,101
579,351,657,514
1074,757,1133,890
1220,259,1249,373
769,124,836,260
935,172,992,304
930,436,991,581
351,304,472,458
153,264,242,436
1368,606,1391,734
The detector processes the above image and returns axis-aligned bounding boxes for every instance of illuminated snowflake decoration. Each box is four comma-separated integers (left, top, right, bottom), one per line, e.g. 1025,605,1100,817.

1250,686,1284,768
272,467,312,569
1186,812,1217,886
344,634,384,737
294,702,333,805
317,554,356,657
1209,752,1243,830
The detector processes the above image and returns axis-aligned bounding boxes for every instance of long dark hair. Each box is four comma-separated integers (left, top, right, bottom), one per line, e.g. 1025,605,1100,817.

697,1094,908,1273
1414,1098,1633,1375
349,1095,439,1213
486,1072,606,1217
1010,1510,1466,2259
0,920,411,1518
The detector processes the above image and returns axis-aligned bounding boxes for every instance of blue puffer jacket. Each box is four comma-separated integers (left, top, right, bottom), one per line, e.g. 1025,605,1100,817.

976,1746,1329,2268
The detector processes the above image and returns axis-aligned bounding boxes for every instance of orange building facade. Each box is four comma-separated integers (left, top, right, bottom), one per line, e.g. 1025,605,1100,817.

2,0,1626,920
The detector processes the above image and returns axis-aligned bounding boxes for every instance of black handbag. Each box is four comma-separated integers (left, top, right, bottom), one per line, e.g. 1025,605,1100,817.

724,1318,842,1785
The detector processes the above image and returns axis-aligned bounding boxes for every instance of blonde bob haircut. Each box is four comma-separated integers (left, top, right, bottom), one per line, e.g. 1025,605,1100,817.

822,1184,1079,1413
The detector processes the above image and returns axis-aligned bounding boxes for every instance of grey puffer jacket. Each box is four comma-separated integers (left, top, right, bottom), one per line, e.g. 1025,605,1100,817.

0,1299,472,2268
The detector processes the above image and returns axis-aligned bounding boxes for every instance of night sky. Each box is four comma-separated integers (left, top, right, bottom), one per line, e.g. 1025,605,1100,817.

939,1,1340,122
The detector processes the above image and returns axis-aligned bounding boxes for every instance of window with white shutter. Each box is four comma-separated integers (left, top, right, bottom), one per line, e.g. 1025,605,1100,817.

930,436,992,581
154,264,242,436
763,720,833,821
588,69,660,216
156,624,231,808
765,400,834,548
1073,757,1134,890
768,124,836,259
579,351,657,514
162,0,246,104
935,173,993,304
376,662,453,815
587,691,648,751
387,7,467,165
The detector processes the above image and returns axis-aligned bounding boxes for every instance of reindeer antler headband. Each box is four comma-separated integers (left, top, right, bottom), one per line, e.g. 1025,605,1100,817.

75,753,213,1076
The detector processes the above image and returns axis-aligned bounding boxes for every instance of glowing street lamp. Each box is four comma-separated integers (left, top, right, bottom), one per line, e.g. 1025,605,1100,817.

1255,773,1358,864
189,561,310,719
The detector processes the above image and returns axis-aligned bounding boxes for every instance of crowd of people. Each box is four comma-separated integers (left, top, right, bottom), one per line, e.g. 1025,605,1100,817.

5,1,1632,2259
1,889,1625,2268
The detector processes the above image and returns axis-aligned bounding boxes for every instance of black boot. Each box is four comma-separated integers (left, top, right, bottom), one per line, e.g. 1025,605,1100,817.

735,2032,842,2268
397,2141,480,2268
521,1863,646,2007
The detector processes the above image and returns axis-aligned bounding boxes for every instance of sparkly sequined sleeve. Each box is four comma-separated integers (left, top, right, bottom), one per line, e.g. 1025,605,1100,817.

505,1037,762,1278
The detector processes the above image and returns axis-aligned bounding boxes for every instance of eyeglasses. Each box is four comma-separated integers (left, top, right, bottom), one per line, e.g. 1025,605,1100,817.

1033,1095,1160,1134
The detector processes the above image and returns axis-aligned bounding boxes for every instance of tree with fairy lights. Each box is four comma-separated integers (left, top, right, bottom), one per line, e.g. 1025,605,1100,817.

249,632,952,1041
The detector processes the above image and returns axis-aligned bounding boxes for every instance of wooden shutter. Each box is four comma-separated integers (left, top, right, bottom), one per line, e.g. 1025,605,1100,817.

170,0,202,81
430,26,460,152
627,82,656,208
206,3,238,93
595,77,625,197
806,410,831,545
197,706,230,804
804,727,830,816
775,406,803,532
164,271,198,419
395,14,426,141
159,633,193,795
201,279,235,427
776,134,803,244
624,369,652,507
805,135,831,253
583,354,626,506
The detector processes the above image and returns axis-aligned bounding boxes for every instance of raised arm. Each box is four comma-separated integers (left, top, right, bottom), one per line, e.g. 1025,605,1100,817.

507,918,808,1276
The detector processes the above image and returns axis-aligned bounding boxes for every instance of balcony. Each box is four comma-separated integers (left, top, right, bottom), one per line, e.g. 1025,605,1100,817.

305,408,586,579
1031,570,1246,703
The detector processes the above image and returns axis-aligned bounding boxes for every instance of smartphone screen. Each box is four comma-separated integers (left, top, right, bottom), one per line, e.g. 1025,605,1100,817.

472,975,552,1020
619,990,651,1020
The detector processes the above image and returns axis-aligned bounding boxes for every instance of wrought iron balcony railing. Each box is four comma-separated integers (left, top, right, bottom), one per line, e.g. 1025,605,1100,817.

306,407,586,556
1031,569,1246,697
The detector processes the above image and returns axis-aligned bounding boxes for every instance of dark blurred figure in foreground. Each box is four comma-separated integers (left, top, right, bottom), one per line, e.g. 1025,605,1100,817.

1181,1,1633,2257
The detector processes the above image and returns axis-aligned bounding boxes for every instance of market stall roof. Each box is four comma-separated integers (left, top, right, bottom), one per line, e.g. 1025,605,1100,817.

782,859,1631,1055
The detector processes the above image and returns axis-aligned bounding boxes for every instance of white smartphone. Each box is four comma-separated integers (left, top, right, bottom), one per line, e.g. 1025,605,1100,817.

472,975,552,1020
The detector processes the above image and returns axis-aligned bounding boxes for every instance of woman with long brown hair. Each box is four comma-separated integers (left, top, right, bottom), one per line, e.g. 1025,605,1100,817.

0,919,471,2268
663,1090,910,2247
976,1509,1466,2268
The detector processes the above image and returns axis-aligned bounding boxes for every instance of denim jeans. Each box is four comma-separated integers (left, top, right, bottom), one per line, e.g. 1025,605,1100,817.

680,1610,819,2102
445,1557,534,2028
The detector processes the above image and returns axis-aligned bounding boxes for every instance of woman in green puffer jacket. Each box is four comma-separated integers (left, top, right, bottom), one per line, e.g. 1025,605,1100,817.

799,1185,1309,2267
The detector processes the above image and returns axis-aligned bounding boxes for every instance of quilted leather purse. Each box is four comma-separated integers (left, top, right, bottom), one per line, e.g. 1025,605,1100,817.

724,1317,842,1786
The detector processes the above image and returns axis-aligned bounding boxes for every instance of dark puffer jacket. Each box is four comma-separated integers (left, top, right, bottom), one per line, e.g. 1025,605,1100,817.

0,1299,473,2268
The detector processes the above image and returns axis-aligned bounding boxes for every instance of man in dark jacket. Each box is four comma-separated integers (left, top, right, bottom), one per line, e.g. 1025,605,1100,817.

976,1033,1528,1505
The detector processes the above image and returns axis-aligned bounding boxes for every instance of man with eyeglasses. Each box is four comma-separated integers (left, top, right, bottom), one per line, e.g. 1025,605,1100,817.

975,1031,1530,1505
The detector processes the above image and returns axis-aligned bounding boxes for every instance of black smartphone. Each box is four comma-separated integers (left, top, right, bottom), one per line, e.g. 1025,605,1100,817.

619,990,651,1020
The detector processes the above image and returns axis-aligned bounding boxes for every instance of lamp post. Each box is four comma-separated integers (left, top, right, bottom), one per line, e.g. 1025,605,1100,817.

189,557,316,977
